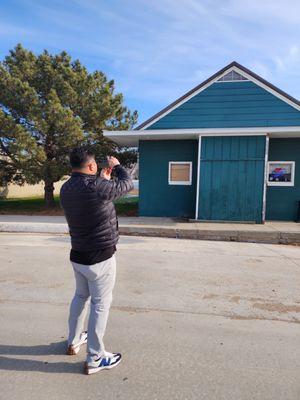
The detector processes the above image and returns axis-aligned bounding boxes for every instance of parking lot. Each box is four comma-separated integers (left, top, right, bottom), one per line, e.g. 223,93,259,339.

0,233,300,400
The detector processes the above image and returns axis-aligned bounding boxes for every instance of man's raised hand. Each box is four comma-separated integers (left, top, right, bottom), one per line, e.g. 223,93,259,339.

100,168,112,180
107,156,120,168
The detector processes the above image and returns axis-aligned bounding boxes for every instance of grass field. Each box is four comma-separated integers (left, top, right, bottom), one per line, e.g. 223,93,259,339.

0,195,138,216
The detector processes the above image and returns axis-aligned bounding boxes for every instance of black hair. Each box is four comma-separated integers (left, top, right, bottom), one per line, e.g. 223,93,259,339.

69,147,95,169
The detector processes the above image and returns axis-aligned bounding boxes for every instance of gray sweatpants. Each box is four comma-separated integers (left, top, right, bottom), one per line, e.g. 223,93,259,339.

68,255,116,364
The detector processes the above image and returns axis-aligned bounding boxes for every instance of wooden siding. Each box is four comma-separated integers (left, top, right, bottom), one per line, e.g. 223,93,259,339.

148,81,300,129
139,140,198,218
266,138,300,221
198,136,266,223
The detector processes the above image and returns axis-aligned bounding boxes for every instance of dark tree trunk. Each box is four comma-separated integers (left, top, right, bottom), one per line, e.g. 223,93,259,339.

44,181,55,208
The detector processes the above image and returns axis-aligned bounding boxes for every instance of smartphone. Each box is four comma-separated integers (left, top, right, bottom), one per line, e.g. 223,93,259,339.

99,159,110,169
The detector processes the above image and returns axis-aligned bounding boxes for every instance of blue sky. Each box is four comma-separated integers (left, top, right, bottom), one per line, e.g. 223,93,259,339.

1,0,300,124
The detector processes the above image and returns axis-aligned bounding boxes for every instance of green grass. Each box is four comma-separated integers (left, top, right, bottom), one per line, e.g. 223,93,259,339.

114,196,138,216
0,195,138,216
0,196,61,213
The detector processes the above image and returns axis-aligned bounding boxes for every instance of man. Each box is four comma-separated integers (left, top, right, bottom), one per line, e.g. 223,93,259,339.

60,147,133,375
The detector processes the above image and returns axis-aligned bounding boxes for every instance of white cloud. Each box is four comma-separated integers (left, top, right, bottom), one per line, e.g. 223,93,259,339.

1,0,300,121
222,0,300,24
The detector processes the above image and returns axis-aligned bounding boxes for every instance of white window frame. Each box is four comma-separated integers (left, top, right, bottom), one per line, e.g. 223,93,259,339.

267,161,295,187
168,161,192,186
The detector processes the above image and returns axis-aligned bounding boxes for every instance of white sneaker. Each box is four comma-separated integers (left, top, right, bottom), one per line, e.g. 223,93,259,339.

84,352,122,375
66,331,88,355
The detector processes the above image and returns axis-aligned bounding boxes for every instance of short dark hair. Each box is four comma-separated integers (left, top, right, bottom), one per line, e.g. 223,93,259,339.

70,147,95,169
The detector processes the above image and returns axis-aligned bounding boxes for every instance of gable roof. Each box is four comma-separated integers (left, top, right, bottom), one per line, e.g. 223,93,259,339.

137,61,300,130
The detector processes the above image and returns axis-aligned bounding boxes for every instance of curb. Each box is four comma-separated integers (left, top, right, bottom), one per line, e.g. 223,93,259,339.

1,222,300,245
0,223,68,234
119,226,300,244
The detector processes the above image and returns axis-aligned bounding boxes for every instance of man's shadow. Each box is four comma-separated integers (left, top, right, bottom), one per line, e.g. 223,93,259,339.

0,341,84,374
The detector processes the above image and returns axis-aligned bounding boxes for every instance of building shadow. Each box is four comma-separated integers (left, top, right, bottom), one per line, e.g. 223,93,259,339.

0,356,84,374
0,341,85,374
0,340,67,356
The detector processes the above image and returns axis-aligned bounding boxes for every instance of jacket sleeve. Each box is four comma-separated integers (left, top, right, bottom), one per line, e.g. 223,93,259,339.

97,165,134,201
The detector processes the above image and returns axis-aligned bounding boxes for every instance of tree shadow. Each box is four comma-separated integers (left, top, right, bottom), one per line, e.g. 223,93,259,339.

0,340,85,374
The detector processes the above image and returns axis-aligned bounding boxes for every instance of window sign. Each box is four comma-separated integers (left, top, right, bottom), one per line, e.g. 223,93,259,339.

267,161,295,187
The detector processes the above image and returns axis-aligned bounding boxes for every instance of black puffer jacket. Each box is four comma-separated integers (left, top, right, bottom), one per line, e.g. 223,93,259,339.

60,165,133,251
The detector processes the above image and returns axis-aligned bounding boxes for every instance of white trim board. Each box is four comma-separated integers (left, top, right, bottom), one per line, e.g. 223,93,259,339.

139,65,300,130
262,136,269,222
195,136,202,220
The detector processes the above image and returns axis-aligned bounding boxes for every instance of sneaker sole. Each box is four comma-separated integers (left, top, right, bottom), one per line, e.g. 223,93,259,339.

84,358,122,375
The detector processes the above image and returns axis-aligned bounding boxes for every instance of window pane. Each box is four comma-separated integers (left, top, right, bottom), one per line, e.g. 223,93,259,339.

170,163,190,182
268,162,293,183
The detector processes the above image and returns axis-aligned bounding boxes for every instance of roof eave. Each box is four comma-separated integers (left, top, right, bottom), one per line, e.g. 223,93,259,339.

103,126,300,146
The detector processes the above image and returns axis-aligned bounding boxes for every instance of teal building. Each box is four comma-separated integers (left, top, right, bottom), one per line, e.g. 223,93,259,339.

104,62,300,223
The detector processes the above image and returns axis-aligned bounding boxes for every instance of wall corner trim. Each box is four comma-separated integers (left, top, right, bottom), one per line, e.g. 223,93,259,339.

195,135,202,220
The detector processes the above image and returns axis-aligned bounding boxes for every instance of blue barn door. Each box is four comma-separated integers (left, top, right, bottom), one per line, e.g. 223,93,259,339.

198,136,266,223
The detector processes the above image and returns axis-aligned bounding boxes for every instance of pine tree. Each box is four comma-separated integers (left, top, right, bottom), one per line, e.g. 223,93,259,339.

0,44,137,207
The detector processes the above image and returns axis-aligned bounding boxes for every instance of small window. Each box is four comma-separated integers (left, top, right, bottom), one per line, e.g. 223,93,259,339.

267,161,295,187
169,162,192,185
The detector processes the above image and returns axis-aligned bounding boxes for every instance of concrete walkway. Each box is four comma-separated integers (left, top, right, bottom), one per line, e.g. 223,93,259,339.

0,214,300,244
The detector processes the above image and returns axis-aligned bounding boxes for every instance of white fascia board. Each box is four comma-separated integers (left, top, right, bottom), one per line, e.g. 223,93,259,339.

232,67,300,112
139,66,300,130
103,127,300,146
140,75,223,131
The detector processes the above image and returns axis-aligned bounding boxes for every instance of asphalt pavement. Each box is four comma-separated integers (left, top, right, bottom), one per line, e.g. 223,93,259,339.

0,233,300,400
